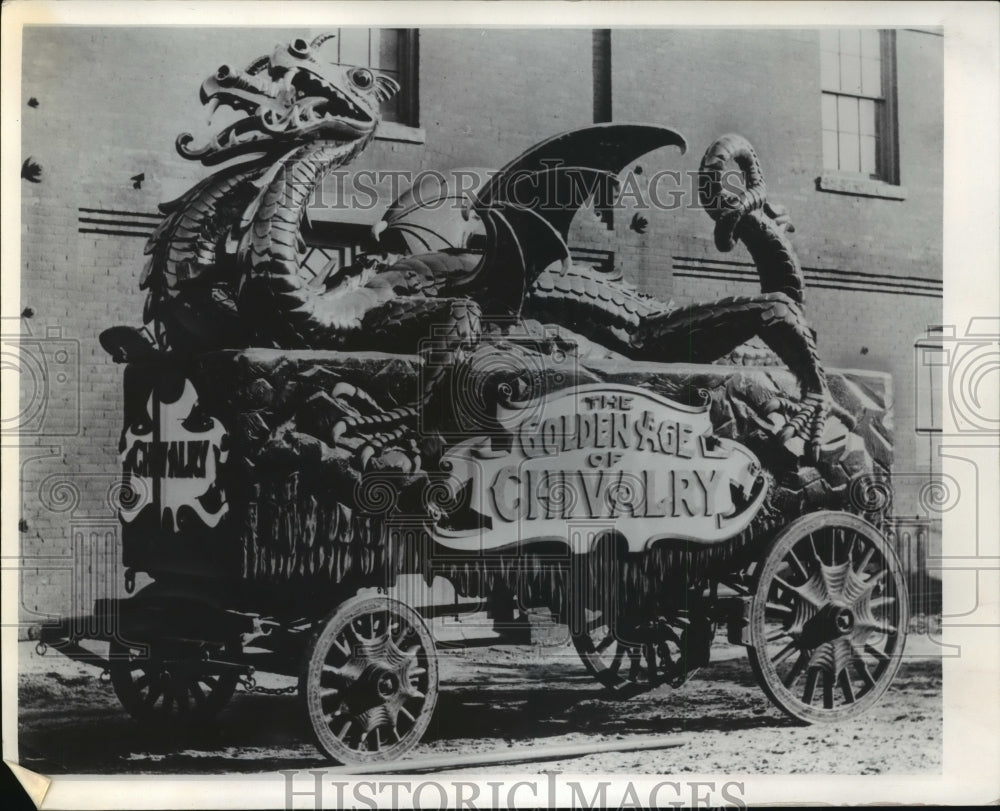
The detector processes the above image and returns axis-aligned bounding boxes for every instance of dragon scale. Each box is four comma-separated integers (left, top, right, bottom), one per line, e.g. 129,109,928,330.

239,137,384,347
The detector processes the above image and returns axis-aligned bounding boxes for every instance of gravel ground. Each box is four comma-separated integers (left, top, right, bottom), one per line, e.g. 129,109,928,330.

16,625,942,777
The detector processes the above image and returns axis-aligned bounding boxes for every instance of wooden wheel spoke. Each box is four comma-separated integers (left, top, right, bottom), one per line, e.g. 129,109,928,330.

855,546,875,574
822,670,834,709
807,533,822,566
802,667,819,704
853,656,877,687
609,645,626,675
391,623,410,647
189,681,207,705
772,640,799,666
864,643,890,664
322,664,352,688
838,669,856,704
788,548,808,579
782,652,809,689
332,635,352,657
860,620,898,636
765,601,793,616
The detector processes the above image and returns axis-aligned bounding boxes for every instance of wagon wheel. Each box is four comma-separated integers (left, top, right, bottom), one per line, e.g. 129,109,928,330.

108,638,241,725
572,608,714,699
301,595,439,764
746,510,908,723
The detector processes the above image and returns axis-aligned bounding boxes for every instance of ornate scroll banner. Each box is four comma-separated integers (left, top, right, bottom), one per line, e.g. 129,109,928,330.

435,384,768,552
119,377,230,532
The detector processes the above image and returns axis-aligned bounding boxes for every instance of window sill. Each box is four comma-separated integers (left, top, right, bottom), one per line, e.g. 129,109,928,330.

816,172,907,200
376,122,426,144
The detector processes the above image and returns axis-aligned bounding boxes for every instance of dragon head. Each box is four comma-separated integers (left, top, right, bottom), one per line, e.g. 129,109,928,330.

177,33,400,165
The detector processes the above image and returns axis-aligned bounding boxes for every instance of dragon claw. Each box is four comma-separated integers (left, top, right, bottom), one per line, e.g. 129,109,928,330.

777,391,830,464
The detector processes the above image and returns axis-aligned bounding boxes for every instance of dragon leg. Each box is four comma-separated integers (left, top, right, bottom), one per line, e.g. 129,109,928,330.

631,293,837,461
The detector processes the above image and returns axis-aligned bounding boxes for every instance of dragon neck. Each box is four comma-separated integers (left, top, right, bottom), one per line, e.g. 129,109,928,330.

247,132,376,279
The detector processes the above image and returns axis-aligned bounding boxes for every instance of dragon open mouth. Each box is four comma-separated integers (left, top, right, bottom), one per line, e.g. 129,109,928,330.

290,71,373,124
176,38,393,166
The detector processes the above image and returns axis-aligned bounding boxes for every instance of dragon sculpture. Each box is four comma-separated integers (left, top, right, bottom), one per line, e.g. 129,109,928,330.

122,33,841,464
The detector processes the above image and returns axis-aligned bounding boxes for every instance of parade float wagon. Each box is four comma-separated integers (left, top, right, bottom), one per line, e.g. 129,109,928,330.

39,34,908,764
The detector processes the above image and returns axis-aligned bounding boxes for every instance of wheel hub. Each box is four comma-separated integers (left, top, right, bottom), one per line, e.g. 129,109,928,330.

832,606,855,635
343,663,404,711
821,604,855,639
375,671,399,699
800,604,857,647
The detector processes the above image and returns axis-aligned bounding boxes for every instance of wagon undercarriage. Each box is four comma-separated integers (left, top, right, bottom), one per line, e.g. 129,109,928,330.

40,506,908,764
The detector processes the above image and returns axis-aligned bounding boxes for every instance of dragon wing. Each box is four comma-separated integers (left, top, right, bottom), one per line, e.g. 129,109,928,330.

371,124,686,316
468,123,687,313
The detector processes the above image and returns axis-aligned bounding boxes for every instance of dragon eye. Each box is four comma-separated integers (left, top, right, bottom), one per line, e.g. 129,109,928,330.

289,38,310,58
350,68,374,89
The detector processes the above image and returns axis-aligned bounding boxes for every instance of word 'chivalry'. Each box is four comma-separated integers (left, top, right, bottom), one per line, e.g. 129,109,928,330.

122,439,212,479
490,466,732,522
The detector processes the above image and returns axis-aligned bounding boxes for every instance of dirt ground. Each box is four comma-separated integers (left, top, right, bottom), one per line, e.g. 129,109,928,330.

15,621,942,777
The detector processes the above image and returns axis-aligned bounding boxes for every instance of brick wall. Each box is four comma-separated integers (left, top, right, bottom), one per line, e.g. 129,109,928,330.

15,26,941,621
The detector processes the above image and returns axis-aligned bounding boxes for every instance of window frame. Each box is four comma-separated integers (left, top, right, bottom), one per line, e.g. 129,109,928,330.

818,29,903,197
322,28,421,136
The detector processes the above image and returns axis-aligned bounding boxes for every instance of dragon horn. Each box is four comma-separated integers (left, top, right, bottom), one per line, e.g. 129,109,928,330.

245,54,271,75
310,32,337,49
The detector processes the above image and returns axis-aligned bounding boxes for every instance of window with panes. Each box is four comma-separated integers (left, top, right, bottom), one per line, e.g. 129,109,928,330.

820,29,897,182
